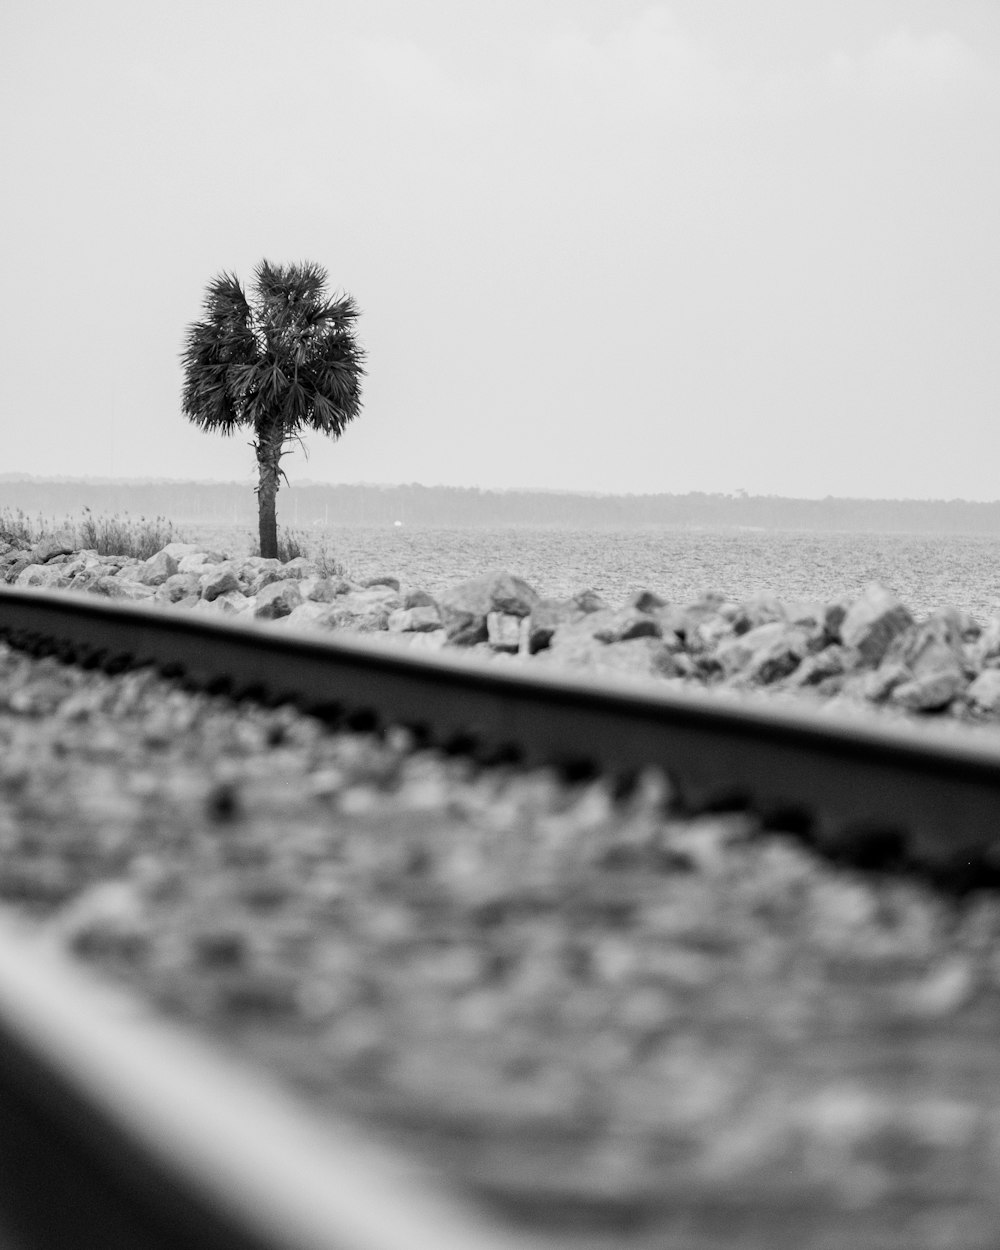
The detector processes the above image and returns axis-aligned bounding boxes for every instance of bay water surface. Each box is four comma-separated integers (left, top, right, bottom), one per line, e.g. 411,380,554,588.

302,526,1000,623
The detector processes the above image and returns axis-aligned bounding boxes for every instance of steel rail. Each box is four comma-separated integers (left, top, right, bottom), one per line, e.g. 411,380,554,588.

2,586,1000,874
0,915,548,1250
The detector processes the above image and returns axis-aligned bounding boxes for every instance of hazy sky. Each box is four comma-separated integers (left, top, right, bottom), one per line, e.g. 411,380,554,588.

3,1,999,499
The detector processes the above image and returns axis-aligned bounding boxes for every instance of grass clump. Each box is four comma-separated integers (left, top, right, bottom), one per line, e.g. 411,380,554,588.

251,527,348,578
0,508,53,548
0,507,185,560
77,509,182,560
275,528,307,562
312,546,349,579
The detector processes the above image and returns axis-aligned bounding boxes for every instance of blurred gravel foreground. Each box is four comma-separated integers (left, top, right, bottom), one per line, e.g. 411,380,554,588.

3,625,1000,1246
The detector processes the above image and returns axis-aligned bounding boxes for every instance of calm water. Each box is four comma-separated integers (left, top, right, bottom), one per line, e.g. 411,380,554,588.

305,527,1000,623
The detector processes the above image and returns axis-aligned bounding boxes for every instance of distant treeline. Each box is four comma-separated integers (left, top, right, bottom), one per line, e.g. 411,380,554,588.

3,478,1000,534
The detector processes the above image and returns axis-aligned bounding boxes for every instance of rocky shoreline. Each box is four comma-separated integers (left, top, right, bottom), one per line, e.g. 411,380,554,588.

5,536,1000,723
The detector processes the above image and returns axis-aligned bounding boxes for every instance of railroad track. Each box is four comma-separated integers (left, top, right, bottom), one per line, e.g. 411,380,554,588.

2,584,1000,1248
2,586,1000,876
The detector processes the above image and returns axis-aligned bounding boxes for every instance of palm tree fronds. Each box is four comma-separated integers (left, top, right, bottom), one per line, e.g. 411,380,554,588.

254,259,328,307
307,293,362,329
204,272,252,323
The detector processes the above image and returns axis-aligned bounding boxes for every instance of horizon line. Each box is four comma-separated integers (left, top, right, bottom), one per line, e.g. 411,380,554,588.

2,473,1000,507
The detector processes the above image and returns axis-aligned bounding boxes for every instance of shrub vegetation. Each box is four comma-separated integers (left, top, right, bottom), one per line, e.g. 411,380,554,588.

0,508,184,561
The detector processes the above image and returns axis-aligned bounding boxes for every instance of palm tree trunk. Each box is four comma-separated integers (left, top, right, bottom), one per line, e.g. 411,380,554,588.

255,433,281,559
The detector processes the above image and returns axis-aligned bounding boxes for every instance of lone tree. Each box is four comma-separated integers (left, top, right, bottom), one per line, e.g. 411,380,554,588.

181,260,365,558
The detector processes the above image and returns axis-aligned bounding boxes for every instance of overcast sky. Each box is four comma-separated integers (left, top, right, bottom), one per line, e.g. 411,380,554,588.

2,1,998,499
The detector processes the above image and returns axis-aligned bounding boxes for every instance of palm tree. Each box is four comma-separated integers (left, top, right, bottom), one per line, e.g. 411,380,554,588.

181,260,365,558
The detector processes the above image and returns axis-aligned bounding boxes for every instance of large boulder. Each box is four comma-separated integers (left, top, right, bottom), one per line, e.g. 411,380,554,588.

388,605,442,634
29,536,75,565
138,548,179,587
239,557,282,590
784,600,828,631
839,584,913,666
320,587,401,632
204,589,253,616
519,598,581,654
3,554,32,583
200,564,241,603
62,554,101,576
161,542,213,563
63,567,102,592
730,592,786,635
572,589,609,614
278,601,338,630
486,612,525,653
542,608,676,674
967,669,1000,714
177,552,216,575
861,661,911,705
247,566,292,595
628,589,667,614
892,672,965,712
539,635,681,681
594,637,684,680
715,621,810,685
280,557,320,580
308,577,353,603
14,563,64,589
823,597,853,643
192,590,252,617
521,599,571,654
158,572,202,603
545,608,618,654
543,625,598,666
664,594,735,651
254,580,304,620
882,614,968,711
683,613,735,656
113,560,145,584
388,630,448,654
592,608,662,645
92,575,155,602
972,618,1000,668
786,644,850,692
438,571,540,646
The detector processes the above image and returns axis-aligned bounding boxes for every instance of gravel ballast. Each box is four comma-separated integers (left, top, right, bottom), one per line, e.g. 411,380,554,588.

4,639,1000,1247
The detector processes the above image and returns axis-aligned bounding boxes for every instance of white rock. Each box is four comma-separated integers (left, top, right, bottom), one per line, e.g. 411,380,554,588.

967,668,1000,713
840,584,913,666
160,572,202,603
279,602,336,629
138,548,179,587
200,564,241,602
254,580,304,620
207,589,253,616
160,542,205,561
15,563,62,588
486,611,523,652
388,605,442,633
